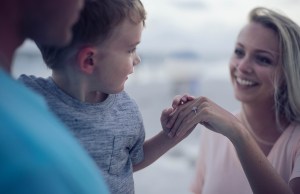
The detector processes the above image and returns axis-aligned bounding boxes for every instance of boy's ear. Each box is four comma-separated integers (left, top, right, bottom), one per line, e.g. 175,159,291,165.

77,47,97,74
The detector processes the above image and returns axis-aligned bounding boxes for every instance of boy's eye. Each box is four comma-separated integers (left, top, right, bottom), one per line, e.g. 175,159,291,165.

129,48,136,54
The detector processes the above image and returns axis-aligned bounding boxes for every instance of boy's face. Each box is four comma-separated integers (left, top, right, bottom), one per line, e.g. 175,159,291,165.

92,18,143,94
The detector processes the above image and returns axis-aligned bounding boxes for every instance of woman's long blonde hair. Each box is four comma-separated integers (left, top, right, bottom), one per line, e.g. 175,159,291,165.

249,7,300,129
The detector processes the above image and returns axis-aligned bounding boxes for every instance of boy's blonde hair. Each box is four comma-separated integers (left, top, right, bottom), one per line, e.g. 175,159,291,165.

38,0,146,70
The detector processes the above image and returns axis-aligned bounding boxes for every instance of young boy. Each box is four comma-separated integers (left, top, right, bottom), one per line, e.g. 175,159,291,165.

1,0,109,193
19,0,193,193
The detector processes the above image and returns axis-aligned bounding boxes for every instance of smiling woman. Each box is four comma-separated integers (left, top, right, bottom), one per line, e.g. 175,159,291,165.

160,6,300,194
230,21,279,106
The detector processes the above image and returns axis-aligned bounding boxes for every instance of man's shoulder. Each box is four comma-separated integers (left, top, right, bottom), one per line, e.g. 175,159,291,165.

0,71,46,109
18,74,52,95
18,74,46,86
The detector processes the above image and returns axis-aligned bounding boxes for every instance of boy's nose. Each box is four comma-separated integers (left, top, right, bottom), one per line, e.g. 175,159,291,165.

133,54,141,66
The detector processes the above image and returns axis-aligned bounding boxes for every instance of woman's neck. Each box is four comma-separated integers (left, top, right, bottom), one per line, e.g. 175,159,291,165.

240,104,285,155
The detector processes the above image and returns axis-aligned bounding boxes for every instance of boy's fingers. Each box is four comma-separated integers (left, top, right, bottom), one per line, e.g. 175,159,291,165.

172,93,193,108
161,107,173,122
168,107,192,137
172,95,184,108
166,109,179,129
167,102,187,128
169,100,201,136
161,107,175,134
187,95,195,100
167,98,200,136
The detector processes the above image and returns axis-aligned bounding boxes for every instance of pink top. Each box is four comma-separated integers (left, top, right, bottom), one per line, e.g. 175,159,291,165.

190,122,300,194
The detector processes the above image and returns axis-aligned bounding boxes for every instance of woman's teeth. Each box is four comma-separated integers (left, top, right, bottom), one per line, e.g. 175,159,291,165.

236,77,255,86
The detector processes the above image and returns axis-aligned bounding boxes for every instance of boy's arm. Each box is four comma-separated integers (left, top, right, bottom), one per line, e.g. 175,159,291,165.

133,128,193,172
133,94,195,172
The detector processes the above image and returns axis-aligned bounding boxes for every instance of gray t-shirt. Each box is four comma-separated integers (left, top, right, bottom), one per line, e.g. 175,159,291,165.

19,75,145,194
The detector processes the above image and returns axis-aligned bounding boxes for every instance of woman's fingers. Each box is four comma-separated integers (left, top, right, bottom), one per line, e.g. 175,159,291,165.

168,100,200,137
174,97,214,137
172,94,195,109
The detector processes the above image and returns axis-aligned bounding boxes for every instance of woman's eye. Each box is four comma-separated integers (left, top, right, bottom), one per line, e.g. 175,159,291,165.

256,55,272,65
234,48,244,58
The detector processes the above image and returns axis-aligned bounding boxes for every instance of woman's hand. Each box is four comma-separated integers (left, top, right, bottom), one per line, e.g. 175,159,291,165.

167,96,242,139
161,94,195,137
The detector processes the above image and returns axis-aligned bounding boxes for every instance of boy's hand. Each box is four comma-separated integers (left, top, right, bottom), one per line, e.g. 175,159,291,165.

172,94,195,109
161,94,195,137
160,106,195,140
161,107,174,136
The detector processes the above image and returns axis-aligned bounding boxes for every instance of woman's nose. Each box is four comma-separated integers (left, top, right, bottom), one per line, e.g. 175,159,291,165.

236,57,253,73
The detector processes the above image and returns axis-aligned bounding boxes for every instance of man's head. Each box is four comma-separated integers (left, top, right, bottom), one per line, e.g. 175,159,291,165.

22,0,84,46
38,0,146,70
0,0,83,71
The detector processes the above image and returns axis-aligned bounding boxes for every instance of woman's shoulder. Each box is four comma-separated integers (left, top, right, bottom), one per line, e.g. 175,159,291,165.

271,122,300,160
284,122,300,140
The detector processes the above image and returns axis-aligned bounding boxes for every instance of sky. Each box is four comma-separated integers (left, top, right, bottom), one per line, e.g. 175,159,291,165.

16,0,300,68
138,0,300,61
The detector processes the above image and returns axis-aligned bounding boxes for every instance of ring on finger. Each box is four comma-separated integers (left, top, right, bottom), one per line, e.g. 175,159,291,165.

192,106,198,115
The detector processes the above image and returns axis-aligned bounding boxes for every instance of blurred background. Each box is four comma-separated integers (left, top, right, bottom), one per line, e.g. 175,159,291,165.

12,0,300,193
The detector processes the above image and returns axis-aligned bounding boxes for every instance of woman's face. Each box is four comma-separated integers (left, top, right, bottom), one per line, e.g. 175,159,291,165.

229,22,280,105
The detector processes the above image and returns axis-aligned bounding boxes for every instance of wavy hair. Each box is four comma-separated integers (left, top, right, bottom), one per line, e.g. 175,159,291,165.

249,7,300,128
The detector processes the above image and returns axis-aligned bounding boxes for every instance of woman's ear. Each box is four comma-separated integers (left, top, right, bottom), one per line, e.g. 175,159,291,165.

77,47,97,74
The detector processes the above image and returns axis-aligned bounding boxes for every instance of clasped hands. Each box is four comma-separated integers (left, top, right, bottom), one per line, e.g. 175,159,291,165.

161,94,240,139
